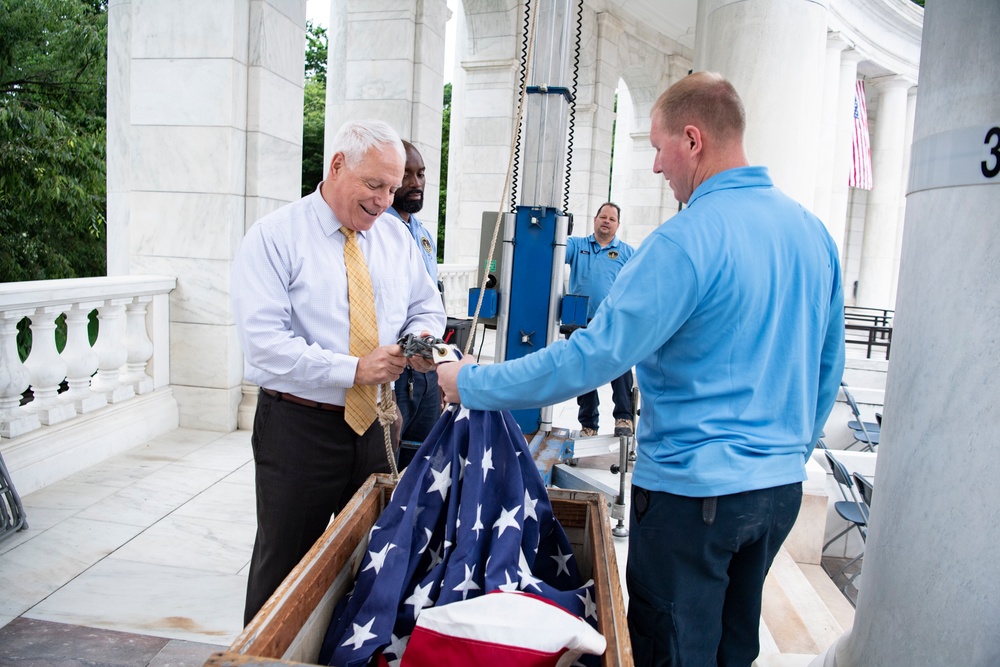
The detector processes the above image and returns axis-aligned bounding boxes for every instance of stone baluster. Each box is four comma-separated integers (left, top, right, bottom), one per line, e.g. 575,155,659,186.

439,265,478,318
61,302,107,413
89,298,135,403
121,296,154,394
22,306,76,425
0,309,41,439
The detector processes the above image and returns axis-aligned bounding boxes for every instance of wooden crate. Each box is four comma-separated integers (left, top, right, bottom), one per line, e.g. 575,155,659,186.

207,474,632,667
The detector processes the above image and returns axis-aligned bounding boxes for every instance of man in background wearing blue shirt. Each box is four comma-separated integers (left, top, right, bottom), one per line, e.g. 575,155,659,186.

439,72,845,666
565,202,636,437
387,141,441,467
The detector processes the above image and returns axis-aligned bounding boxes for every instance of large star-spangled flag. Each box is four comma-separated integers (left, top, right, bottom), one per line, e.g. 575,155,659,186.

319,406,601,667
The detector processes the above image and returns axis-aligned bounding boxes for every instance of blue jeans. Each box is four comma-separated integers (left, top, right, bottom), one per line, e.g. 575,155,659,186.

626,482,802,666
393,367,441,468
576,368,634,429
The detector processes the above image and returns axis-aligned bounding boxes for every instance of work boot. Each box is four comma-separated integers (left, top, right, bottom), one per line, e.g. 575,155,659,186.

579,427,598,438
614,418,634,437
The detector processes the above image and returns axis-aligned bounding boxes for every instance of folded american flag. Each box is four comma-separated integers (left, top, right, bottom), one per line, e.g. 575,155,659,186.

319,406,601,667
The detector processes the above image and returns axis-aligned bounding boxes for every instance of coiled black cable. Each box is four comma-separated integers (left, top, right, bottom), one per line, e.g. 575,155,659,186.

511,0,532,213
563,0,583,215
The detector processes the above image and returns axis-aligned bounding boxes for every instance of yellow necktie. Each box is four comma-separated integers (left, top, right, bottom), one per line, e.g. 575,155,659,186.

342,228,379,434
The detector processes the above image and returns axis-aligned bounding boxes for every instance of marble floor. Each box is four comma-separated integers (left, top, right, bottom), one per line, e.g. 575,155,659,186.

0,428,255,664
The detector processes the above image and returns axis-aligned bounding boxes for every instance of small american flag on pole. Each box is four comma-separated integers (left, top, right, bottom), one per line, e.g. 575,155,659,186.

319,406,601,667
849,79,873,190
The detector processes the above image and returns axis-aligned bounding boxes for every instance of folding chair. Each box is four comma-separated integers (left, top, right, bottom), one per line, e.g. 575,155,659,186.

0,451,29,543
822,450,868,593
841,382,879,451
852,472,874,508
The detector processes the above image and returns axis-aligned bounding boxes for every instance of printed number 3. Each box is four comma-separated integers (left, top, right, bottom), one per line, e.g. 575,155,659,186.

983,126,1000,178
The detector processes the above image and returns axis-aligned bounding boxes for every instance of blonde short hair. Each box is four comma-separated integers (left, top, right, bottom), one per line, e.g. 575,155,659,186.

652,72,746,143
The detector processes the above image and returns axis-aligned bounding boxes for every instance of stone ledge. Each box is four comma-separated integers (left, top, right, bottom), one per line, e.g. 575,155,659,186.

1,387,179,496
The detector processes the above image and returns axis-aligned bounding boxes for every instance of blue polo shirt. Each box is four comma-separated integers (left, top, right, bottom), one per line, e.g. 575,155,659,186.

457,166,845,498
388,207,438,280
566,235,635,319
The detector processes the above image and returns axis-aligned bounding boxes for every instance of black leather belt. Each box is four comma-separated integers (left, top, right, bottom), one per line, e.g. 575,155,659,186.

261,388,344,412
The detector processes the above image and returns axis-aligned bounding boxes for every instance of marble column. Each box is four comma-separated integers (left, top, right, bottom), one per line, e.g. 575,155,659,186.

813,32,850,239
828,49,864,263
608,86,633,226
324,0,450,238
108,0,306,430
444,0,521,266
106,0,132,276
811,0,1000,663
855,76,911,309
889,86,918,307
696,0,828,209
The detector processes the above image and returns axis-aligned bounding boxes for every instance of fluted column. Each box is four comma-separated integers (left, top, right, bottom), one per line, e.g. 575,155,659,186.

814,32,850,237
811,0,1000,663
697,0,828,209
829,49,864,263
61,302,107,413
23,306,76,426
0,310,41,439
855,76,911,309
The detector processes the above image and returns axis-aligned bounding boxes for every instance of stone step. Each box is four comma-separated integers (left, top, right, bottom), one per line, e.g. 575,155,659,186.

799,563,856,632
759,548,849,658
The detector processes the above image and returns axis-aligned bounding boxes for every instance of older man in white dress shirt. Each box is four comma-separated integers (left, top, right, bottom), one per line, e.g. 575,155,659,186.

232,120,446,625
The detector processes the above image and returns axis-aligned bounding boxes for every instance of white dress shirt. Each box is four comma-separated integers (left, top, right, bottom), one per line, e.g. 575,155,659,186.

232,185,446,405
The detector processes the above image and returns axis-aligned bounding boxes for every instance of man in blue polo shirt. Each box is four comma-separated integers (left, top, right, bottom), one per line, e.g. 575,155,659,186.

387,141,440,466
440,72,845,666
565,202,636,437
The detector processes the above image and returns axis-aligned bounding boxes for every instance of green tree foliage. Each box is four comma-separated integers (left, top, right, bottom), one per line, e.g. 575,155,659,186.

438,82,451,262
0,0,108,283
304,19,328,87
301,20,328,197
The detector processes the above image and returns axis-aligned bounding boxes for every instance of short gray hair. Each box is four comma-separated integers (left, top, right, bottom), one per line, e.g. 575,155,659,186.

330,120,405,168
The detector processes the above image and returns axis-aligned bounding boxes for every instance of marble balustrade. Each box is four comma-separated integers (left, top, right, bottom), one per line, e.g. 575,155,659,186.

0,276,176,441
438,263,478,319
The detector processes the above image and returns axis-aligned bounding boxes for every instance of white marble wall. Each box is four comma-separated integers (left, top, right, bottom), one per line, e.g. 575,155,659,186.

108,0,306,431
324,0,450,242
